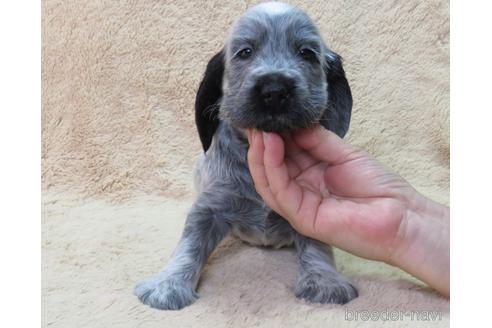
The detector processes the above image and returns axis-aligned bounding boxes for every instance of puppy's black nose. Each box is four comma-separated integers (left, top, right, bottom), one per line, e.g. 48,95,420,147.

255,74,295,112
261,84,289,109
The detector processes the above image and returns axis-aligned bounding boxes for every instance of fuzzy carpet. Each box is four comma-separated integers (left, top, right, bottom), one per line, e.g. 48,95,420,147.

42,0,450,327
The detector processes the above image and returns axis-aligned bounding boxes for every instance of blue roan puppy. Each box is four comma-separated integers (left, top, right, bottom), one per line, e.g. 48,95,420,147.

135,1,356,310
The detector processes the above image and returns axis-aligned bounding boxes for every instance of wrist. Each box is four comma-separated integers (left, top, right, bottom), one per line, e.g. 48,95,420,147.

389,189,450,296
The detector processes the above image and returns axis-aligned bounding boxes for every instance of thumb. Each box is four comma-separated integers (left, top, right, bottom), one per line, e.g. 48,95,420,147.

293,126,355,165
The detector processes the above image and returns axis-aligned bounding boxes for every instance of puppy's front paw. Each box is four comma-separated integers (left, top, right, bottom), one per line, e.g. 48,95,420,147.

134,276,198,310
295,274,358,305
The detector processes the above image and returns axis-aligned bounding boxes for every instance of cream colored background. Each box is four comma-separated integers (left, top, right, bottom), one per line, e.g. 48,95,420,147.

42,1,449,327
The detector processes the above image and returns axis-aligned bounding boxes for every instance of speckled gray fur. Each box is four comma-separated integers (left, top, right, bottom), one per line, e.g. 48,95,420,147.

135,2,357,310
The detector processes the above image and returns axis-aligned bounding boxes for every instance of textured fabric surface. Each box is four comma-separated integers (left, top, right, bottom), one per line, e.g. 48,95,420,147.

42,0,450,327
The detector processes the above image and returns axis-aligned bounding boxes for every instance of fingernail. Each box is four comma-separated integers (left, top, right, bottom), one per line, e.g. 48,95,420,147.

262,131,271,144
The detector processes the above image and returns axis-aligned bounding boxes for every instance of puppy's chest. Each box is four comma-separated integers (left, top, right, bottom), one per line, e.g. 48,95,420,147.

195,130,295,248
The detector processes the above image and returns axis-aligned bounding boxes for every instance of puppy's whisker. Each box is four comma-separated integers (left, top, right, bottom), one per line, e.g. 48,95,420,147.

203,103,220,119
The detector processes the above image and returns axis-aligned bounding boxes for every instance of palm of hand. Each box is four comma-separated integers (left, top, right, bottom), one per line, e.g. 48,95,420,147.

285,143,410,262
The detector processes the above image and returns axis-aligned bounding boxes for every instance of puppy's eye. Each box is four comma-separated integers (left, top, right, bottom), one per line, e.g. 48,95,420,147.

237,48,253,60
299,48,316,61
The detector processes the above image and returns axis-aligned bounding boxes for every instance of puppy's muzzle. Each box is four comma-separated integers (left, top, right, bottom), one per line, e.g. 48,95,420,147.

254,73,296,113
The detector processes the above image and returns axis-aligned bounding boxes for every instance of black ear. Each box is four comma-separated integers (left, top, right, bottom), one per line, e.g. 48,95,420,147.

195,50,225,152
321,51,352,138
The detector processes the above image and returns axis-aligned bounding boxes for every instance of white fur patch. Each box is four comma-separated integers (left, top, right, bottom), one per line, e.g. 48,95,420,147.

254,1,293,16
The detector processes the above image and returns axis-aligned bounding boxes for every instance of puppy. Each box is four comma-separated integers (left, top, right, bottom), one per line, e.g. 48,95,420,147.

135,2,356,310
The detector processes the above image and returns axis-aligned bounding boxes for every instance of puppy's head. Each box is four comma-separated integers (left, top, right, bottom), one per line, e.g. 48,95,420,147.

195,2,352,152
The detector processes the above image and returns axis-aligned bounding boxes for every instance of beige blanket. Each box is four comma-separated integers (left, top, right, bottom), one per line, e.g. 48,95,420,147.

42,1,450,327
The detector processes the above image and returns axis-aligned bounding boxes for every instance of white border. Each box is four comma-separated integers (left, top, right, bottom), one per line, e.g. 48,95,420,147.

0,1,490,326
0,1,41,327
451,0,492,327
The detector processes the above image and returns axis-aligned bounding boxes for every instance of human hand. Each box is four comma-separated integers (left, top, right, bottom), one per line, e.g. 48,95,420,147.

247,127,449,296
247,126,415,262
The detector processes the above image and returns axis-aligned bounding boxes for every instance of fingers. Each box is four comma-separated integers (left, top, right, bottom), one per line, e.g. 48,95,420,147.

247,130,303,219
262,132,289,192
293,126,355,165
282,133,319,172
247,130,278,209
262,132,303,218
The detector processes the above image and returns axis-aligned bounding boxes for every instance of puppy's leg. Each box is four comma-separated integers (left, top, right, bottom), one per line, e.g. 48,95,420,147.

294,234,358,304
134,202,229,310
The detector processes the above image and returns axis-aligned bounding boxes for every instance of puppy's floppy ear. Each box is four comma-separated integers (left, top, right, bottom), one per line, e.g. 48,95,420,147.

195,50,225,152
321,50,352,138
